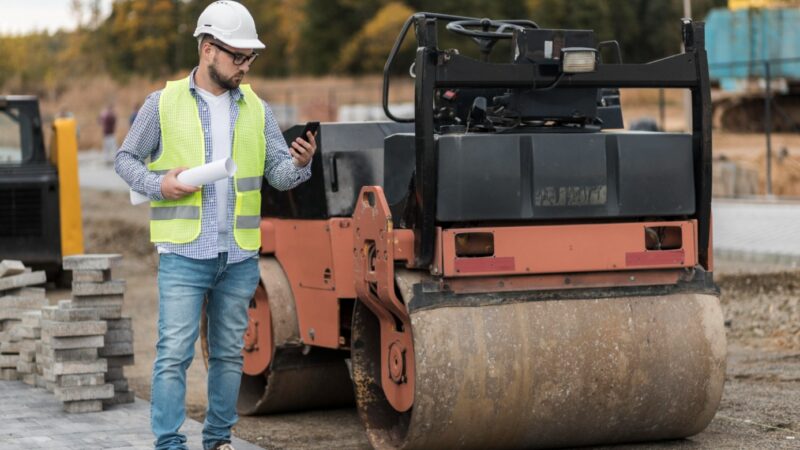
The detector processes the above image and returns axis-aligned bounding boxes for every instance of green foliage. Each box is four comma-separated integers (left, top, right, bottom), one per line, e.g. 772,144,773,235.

102,0,180,78
297,0,389,75
335,2,415,74
0,0,731,88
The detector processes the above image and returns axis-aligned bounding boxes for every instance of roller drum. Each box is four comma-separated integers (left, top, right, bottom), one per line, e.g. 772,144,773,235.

238,349,354,415
353,292,726,449
237,257,355,416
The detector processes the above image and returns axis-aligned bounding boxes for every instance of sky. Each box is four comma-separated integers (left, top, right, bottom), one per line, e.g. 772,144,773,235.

0,0,114,35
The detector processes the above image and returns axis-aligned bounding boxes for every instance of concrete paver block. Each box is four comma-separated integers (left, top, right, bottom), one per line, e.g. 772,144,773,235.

102,389,135,406
6,325,22,340
107,317,133,330
94,306,123,320
0,295,49,309
63,254,122,271
0,368,19,380
106,366,124,380
42,320,107,338
0,260,26,278
105,355,135,367
55,383,114,402
12,326,40,340
105,329,133,343
16,360,35,373
19,339,35,352
45,335,104,350
19,349,36,362
39,347,98,362
60,304,123,320
1,340,22,353
60,298,123,319
42,359,107,380
0,271,47,292
0,354,20,368
72,280,126,297
110,379,128,392
21,310,42,327
72,269,112,282
69,294,124,308
99,342,134,357
0,327,17,342
0,308,26,321
63,399,104,413
52,359,107,376
42,305,100,322
2,287,46,299
58,372,105,387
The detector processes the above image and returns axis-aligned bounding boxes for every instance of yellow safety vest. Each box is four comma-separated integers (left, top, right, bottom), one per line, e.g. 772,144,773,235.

148,77,266,250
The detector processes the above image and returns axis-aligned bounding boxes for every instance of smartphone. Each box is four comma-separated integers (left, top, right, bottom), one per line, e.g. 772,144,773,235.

301,121,320,140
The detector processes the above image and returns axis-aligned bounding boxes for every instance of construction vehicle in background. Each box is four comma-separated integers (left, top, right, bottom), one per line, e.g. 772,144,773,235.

0,96,84,277
706,0,800,131
213,12,725,449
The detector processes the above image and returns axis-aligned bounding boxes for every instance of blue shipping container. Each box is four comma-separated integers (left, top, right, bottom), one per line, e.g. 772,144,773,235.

705,7,800,89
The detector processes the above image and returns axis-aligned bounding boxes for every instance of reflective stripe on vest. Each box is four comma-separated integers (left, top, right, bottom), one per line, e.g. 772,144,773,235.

236,176,262,192
147,77,266,250
236,215,261,229
151,206,201,220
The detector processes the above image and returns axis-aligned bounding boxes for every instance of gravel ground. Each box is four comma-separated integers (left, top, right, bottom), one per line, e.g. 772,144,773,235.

78,190,800,449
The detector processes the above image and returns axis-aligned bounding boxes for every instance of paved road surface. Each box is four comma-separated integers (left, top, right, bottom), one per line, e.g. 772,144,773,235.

0,380,261,450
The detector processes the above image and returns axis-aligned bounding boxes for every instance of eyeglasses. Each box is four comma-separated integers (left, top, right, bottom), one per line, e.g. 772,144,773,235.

209,42,259,66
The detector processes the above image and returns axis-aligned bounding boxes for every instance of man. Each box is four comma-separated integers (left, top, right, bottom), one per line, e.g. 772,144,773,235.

115,2,316,449
99,103,117,164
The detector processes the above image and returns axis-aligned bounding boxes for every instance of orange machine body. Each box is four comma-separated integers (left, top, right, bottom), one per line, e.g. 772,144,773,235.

257,208,703,355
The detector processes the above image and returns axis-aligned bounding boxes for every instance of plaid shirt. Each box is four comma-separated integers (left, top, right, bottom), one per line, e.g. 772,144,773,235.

115,68,311,263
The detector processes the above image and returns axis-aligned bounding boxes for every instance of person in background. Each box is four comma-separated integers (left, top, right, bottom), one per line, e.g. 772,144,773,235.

98,103,117,164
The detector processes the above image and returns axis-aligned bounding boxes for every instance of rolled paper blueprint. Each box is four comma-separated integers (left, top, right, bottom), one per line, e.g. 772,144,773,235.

129,158,238,205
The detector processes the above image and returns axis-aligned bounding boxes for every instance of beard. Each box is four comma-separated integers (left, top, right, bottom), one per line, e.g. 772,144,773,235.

209,58,244,91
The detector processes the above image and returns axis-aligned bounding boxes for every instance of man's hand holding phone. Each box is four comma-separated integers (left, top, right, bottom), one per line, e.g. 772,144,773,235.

291,121,318,168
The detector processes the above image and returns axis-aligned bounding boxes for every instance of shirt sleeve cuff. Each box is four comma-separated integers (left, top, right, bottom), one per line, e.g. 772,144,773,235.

295,162,312,181
146,174,165,201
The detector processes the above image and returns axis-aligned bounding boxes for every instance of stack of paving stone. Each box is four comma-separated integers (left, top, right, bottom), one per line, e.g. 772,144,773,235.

102,317,136,405
39,301,113,412
0,260,48,381
63,254,135,406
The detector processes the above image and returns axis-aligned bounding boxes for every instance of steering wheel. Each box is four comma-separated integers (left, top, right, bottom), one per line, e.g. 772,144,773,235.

446,19,538,58
446,19,535,39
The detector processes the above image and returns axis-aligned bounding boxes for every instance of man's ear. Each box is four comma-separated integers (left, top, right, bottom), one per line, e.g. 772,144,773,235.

198,37,213,62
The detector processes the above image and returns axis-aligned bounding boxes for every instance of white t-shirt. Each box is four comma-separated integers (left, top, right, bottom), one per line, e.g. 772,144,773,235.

195,86,232,252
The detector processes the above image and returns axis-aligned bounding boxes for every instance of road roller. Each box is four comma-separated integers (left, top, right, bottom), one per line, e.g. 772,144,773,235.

233,13,726,449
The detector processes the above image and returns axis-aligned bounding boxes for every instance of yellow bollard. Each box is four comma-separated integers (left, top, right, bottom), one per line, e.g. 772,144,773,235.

50,118,84,257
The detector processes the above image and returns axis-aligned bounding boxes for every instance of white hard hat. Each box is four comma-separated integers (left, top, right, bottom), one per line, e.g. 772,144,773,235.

193,1,265,50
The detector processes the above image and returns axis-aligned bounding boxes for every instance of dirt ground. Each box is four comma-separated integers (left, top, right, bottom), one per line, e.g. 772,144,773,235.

77,189,800,450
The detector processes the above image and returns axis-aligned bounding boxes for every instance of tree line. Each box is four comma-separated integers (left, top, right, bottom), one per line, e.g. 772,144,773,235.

0,0,726,93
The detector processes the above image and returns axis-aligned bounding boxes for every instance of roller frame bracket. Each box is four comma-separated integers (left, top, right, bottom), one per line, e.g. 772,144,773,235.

353,186,415,412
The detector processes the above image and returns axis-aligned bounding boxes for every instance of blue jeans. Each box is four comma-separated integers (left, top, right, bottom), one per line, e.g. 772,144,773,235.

151,252,259,450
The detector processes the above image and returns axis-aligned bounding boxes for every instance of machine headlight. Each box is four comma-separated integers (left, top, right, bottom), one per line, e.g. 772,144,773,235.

561,47,598,73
